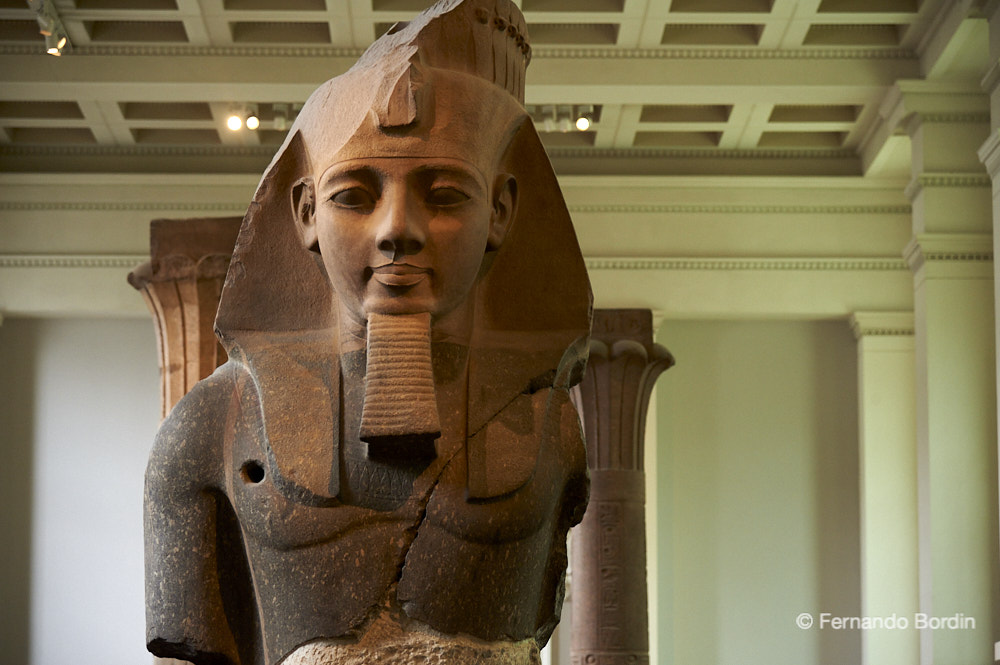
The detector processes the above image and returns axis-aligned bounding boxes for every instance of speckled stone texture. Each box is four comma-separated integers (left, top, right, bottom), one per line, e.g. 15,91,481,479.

142,1,592,664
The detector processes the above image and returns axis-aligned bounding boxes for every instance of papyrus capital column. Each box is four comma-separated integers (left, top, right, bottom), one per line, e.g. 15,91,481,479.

128,217,241,419
570,309,674,665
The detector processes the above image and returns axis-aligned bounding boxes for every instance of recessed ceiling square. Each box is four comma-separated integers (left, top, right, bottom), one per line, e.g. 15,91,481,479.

119,102,213,121
7,127,96,144
769,105,861,122
528,23,619,45
758,131,846,147
538,131,596,147
230,21,330,43
131,128,221,145
670,0,773,12
640,105,731,123
817,0,917,12
634,131,722,147
86,20,188,42
371,0,438,10
0,102,84,119
522,0,625,12
0,20,42,41
803,24,903,46
661,23,762,45
224,0,325,9
76,0,178,8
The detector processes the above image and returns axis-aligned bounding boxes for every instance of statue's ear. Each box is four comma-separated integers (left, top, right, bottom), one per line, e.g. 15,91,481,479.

291,176,318,252
487,173,517,251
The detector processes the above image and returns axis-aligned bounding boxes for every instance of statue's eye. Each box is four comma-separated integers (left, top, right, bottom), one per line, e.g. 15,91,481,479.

331,188,375,210
427,187,470,207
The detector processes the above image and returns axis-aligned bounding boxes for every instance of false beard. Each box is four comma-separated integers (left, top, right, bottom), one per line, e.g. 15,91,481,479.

359,312,441,461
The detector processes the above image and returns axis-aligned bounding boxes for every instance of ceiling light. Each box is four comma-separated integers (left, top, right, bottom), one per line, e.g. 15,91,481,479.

245,105,259,131
226,114,242,131
575,105,594,132
30,0,70,56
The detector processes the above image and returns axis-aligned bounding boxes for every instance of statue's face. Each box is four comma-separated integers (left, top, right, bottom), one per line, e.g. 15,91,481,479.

303,156,514,325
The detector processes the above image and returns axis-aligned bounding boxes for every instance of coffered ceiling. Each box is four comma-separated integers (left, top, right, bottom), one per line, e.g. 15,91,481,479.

0,0,990,176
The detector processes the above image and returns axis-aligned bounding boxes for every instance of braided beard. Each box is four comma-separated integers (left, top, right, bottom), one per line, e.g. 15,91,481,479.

359,312,442,460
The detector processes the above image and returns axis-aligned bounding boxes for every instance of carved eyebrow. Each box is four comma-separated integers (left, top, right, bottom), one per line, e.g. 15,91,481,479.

318,166,383,194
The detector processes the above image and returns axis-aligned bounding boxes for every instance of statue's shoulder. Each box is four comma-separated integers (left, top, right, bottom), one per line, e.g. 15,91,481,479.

147,364,238,491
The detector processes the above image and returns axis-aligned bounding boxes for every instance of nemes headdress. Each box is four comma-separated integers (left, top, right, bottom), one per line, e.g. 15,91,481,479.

214,0,592,498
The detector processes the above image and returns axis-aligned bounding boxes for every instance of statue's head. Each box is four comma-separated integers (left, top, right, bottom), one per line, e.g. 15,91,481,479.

216,0,591,424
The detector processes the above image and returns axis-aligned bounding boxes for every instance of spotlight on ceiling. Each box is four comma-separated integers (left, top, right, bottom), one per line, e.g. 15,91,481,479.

226,113,242,131
245,105,260,131
30,0,70,56
575,105,594,132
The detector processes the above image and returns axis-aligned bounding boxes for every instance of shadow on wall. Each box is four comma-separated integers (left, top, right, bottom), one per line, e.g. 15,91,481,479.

0,318,38,665
811,322,861,665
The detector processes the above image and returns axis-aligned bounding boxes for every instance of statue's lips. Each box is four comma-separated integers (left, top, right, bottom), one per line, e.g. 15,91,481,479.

371,263,430,287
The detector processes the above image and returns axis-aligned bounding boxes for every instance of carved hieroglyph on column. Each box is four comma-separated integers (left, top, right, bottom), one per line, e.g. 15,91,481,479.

570,309,673,665
127,216,242,418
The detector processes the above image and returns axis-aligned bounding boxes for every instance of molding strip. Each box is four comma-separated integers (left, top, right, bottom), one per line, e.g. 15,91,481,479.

0,254,148,268
0,201,248,212
585,257,907,271
1,254,908,272
903,173,992,201
0,43,916,60
0,201,910,215
569,203,910,215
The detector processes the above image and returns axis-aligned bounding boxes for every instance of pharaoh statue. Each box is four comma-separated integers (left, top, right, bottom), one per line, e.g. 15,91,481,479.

143,1,593,664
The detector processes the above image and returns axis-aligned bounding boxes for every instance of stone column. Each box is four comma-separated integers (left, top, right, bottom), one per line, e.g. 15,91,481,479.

570,309,673,665
978,4,1000,661
128,217,242,418
889,84,998,663
850,312,919,665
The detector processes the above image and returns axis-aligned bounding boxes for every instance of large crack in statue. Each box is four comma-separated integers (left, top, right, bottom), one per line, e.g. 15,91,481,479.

144,1,592,663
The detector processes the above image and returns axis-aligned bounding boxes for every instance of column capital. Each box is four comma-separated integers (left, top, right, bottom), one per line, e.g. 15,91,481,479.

903,232,993,276
850,311,915,340
978,129,1000,180
880,81,988,136
903,172,992,202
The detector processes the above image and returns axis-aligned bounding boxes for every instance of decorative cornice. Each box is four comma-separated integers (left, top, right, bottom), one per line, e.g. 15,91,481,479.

849,311,915,339
0,201,248,212
0,144,275,158
0,254,148,268
584,257,907,271
0,201,907,215
0,43,915,60
903,173,991,201
1,254,908,272
903,233,994,273
548,147,856,160
919,112,991,124
0,43,366,58
568,203,910,215
978,129,1000,179
1,144,858,163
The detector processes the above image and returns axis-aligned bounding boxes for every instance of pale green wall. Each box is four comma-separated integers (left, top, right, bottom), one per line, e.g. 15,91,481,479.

655,320,861,665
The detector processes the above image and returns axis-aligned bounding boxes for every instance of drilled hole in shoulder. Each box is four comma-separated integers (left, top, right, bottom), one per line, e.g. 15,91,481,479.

241,460,265,484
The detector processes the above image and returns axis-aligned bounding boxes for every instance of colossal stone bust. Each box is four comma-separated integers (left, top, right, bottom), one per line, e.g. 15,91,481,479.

144,1,592,663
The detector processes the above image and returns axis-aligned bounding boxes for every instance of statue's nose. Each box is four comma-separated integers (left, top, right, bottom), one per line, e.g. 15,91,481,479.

375,192,426,260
